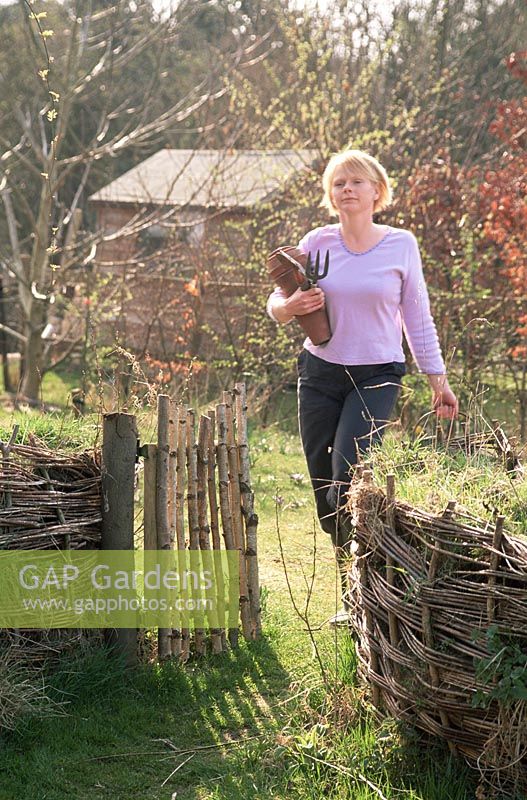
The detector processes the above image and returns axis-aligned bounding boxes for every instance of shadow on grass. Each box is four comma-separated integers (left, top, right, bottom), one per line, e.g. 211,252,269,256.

0,632,293,800
0,628,497,800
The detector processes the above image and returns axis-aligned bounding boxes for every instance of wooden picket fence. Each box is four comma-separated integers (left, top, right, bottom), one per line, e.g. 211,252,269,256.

0,383,260,666
140,383,261,660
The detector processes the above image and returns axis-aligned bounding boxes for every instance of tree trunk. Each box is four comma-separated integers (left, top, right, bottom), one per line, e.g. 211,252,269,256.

20,304,46,400
0,279,12,393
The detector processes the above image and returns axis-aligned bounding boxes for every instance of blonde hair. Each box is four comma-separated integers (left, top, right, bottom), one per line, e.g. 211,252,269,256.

321,150,392,215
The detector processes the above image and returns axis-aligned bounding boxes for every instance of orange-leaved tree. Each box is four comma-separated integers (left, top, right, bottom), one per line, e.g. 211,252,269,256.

478,51,527,438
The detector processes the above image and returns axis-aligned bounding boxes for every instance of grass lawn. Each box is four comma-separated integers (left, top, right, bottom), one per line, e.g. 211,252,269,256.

0,374,524,799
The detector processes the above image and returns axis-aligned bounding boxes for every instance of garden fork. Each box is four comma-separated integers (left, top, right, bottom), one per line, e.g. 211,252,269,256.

300,250,330,291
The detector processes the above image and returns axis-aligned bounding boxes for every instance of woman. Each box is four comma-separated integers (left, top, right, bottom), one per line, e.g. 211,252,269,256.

267,149,458,554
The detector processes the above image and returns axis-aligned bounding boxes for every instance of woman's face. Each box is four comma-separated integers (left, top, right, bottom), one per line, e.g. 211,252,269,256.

330,166,379,216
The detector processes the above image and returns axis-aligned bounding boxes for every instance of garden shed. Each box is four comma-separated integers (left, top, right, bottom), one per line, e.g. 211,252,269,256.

88,149,318,367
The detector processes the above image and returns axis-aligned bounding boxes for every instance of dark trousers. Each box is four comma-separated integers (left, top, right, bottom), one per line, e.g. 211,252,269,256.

297,350,405,544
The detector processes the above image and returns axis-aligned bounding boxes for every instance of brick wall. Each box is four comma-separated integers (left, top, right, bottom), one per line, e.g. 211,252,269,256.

91,202,258,364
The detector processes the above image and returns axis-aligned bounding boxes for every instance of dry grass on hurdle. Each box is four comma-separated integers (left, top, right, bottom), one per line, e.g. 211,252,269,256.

346,468,527,798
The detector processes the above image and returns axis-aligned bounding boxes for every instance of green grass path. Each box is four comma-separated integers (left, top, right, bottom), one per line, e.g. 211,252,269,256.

0,424,500,800
0,430,343,800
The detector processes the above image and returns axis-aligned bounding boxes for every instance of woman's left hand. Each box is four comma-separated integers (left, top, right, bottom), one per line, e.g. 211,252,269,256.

427,375,459,419
433,387,459,419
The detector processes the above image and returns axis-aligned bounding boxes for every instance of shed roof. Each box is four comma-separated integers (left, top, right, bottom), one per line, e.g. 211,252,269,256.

89,149,318,208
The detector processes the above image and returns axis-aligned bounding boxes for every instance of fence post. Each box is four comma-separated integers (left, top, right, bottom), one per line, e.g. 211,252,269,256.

101,412,138,666
156,395,172,660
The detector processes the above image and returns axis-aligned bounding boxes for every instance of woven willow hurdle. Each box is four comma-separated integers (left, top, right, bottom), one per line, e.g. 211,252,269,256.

0,427,102,660
0,427,101,550
419,416,523,477
346,470,527,796
143,383,261,661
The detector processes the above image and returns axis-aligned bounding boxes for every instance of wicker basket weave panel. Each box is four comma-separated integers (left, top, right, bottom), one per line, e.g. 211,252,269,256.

0,444,101,549
347,474,527,796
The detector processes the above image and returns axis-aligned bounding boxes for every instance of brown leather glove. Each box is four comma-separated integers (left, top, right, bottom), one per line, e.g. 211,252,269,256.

267,246,331,346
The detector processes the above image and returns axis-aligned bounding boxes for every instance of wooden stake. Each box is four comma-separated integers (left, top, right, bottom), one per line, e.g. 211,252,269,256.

421,518,457,756
187,410,200,551
168,401,177,547
207,410,221,552
197,416,212,551
187,410,206,656
207,409,227,651
362,469,373,484
175,409,187,552
223,396,252,640
176,408,189,662
216,403,238,648
168,403,181,659
156,395,171,551
491,420,520,473
157,395,172,661
385,474,400,652
0,425,19,514
234,383,261,638
198,415,222,654
487,515,505,623
358,469,380,706
143,445,157,552
101,412,138,666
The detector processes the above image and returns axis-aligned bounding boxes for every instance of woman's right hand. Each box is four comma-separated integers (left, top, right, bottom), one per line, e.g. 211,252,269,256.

285,287,325,316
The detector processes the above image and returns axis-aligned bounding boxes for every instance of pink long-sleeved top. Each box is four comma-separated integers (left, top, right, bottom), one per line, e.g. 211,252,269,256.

266,224,446,374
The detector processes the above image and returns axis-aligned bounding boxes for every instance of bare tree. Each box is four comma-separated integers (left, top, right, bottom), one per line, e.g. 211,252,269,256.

0,0,272,400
